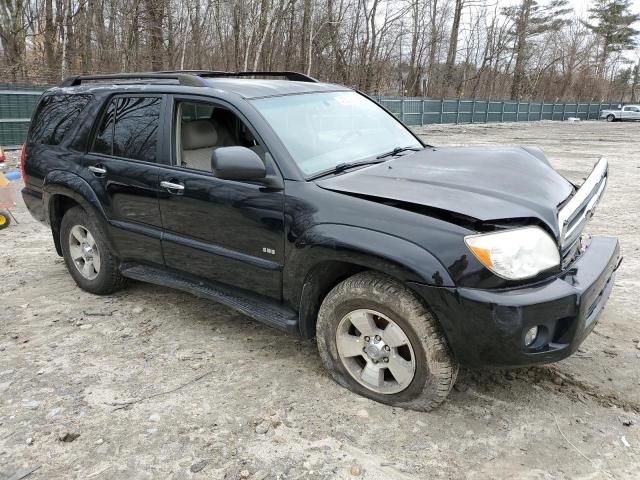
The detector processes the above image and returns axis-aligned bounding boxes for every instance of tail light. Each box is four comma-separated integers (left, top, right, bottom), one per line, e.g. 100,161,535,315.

20,143,28,184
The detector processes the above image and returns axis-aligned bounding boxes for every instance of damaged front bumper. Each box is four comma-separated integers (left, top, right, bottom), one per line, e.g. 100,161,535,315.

411,235,621,367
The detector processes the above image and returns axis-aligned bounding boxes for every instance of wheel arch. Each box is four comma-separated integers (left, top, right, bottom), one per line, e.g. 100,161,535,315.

43,170,115,256
289,224,454,338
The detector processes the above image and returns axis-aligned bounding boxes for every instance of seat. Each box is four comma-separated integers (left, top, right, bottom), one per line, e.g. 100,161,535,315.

180,113,263,170
181,119,219,171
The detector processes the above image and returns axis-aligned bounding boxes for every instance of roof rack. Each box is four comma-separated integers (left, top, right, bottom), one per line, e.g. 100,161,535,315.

60,72,208,87
59,70,318,88
199,71,318,83
156,70,228,76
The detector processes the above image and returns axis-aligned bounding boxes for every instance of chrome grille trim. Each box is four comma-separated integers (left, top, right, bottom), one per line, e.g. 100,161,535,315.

558,157,608,249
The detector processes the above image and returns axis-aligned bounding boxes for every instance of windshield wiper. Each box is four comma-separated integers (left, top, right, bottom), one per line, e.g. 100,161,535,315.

376,146,423,159
307,159,387,180
307,145,424,180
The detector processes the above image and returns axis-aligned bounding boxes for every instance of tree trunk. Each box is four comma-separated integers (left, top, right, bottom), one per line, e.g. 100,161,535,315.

44,0,57,81
443,0,464,96
510,0,533,100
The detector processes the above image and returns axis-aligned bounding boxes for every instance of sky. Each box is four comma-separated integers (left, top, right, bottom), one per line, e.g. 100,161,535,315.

498,0,640,14
496,0,640,60
567,0,640,16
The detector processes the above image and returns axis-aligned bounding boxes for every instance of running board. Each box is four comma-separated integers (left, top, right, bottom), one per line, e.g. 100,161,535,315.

119,263,299,333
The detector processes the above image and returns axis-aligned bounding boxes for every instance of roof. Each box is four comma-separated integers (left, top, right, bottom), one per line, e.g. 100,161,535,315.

203,78,350,99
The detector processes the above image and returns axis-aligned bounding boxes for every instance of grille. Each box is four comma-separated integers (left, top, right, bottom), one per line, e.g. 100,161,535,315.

557,157,608,267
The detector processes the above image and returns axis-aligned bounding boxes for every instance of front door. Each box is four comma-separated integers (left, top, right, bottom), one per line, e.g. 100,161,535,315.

156,96,285,300
83,94,167,266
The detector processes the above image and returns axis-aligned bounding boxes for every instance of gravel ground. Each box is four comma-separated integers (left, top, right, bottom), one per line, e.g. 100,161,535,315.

1,120,639,479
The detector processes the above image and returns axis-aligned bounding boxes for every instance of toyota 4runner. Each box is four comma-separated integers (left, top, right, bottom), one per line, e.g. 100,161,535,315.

21,71,621,411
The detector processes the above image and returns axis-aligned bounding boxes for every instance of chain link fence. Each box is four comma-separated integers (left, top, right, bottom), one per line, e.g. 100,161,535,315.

0,84,620,148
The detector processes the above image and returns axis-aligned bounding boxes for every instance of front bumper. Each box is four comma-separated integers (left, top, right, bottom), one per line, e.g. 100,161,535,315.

411,235,620,367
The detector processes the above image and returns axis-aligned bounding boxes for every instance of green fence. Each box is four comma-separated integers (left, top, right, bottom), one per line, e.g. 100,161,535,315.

0,85,48,148
0,85,620,147
373,97,619,127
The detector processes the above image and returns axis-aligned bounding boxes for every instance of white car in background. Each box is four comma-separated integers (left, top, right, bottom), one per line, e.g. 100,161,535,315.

600,104,640,122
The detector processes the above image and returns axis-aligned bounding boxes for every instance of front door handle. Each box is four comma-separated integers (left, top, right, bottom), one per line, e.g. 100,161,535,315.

160,180,185,193
88,165,107,176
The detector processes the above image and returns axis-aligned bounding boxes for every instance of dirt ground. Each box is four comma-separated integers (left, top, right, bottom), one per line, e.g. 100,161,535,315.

1,120,639,480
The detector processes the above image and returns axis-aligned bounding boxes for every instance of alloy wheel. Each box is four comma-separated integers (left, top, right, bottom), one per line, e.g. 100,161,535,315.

68,224,101,280
336,309,416,394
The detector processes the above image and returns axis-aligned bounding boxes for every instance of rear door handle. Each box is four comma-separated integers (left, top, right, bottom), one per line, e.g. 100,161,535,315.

160,180,185,193
88,165,107,176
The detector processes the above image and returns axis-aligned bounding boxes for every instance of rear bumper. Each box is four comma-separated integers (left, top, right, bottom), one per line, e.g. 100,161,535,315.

22,187,47,224
411,235,620,367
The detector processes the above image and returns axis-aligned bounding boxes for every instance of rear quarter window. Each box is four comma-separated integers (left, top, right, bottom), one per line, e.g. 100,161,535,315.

28,94,92,145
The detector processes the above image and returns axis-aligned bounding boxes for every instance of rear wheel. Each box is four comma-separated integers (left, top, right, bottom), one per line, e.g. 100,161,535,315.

606,114,616,122
0,210,10,230
60,206,127,294
316,272,458,411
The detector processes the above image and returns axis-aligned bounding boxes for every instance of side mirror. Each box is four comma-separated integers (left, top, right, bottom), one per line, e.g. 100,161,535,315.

211,146,266,181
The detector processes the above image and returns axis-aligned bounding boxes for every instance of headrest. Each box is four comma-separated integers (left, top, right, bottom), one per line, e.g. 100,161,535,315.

182,119,218,150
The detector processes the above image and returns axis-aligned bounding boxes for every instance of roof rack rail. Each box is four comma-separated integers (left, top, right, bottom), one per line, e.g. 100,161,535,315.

157,69,228,75
157,70,317,83
59,70,319,88
199,71,318,83
60,72,208,87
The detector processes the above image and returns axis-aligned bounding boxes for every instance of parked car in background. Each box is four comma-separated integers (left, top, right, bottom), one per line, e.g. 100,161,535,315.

22,71,620,411
600,104,640,122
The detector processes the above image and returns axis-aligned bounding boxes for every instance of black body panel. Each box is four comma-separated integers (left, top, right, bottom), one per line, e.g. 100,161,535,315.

82,154,165,266
156,167,285,299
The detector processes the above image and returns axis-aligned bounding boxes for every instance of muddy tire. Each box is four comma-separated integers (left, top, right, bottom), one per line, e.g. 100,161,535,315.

316,271,458,411
60,206,127,295
606,114,616,122
0,210,10,230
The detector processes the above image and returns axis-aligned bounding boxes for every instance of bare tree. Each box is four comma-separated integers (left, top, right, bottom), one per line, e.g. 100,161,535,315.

1,0,639,102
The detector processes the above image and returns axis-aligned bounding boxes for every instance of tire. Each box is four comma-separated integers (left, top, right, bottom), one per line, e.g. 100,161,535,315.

0,210,10,230
606,114,616,122
316,271,458,411
60,206,127,295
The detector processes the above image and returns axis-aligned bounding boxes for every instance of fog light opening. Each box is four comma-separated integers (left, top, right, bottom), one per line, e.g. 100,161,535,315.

524,326,539,347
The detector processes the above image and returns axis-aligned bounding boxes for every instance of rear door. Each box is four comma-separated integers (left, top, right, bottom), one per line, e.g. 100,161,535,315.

83,94,167,266
155,95,285,300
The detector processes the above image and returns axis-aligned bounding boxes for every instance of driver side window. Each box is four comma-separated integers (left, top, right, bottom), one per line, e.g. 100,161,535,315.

175,100,266,172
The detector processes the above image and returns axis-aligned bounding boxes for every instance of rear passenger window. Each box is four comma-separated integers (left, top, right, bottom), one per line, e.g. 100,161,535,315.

29,94,92,145
92,99,116,156
92,96,161,162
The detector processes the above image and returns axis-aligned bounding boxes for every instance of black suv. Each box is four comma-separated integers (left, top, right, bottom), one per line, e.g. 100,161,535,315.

22,71,620,410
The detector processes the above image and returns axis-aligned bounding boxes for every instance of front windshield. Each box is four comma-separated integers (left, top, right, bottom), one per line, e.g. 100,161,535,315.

251,91,422,176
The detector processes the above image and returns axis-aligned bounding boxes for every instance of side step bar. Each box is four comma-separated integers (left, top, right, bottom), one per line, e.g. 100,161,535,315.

120,263,299,333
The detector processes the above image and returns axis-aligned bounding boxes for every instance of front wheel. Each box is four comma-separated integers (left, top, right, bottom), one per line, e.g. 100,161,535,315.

60,206,127,295
606,114,616,122
316,272,458,411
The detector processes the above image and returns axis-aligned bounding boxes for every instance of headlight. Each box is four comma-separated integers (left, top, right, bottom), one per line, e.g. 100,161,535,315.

464,227,560,280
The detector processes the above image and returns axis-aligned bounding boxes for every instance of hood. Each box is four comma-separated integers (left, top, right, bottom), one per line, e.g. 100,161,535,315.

316,146,574,237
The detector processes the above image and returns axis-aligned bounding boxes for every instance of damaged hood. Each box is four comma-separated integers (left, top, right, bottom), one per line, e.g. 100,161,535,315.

316,146,574,236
